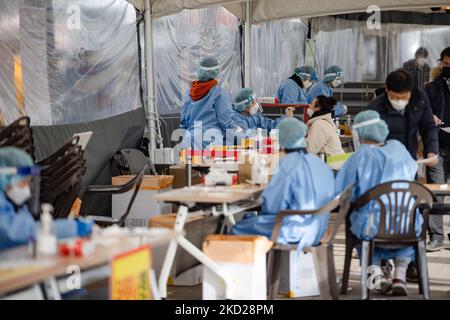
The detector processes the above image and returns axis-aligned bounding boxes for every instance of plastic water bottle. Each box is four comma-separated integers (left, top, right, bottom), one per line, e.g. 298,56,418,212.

335,118,341,136
37,204,57,255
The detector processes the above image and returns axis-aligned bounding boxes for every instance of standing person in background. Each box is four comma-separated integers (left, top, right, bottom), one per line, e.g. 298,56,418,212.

306,65,348,117
276,66,310,104
180,57,241,149
424,46,450,252
403,47,431,89
368,69,438,163
306,95,344,156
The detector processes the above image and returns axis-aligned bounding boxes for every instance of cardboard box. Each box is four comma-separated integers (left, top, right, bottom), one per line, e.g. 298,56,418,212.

111,175,173,227
279,251,320,298
202,235,273,300
169,165,202,189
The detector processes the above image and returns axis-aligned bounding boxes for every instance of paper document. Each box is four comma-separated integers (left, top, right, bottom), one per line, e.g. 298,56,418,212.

416,155,438,165
72,131,93,150
440,127,450,134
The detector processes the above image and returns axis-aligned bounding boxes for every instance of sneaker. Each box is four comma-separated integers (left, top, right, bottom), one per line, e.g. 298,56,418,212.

406,263,419,283
374,275,393,295
392,279,408,296
426,240,446,252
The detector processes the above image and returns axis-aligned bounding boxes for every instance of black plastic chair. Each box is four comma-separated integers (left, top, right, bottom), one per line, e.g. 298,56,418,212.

267,184,353,300
0,116,35,159
340,180,433,300
79,165,147,227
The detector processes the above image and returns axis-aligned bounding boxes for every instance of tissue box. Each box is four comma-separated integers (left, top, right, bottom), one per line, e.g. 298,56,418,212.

279,251,320,298
202,235,273,300
111,175,173,227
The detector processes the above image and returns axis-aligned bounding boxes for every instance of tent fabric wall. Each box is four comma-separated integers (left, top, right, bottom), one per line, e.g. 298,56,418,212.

0,0,141,126
128,0,449,23
33,107,146,216
311,15,450,82
151,6,242,115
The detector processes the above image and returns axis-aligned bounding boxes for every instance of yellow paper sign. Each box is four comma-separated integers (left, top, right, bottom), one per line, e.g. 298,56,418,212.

110,246,152,300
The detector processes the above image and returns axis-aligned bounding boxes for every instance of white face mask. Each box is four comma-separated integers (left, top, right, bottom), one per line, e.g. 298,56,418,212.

307,108,314,117
6,184,31,206
388,97,409,111
417,58,427,67
331,79,342,88
303,80,312,89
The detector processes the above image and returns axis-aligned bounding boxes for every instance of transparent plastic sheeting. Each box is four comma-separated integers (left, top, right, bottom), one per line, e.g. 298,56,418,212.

311,15,450,82
251,19,308,98
151,6,242,115
0,0,141,125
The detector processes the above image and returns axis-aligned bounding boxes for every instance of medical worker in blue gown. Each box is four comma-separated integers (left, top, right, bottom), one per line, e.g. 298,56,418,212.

306,65,348,117
276,66,314,104
335,110,419,296
180,57,241,149
230,118,335,252
231,88,294,135
0,147,93,251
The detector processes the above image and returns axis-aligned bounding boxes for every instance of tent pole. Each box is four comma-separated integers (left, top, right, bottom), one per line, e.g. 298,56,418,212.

144,0,158,165
244,1,251,87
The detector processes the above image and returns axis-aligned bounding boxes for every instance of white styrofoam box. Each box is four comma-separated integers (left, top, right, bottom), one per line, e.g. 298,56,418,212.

112,188,172,228
170,265,203,286
202,256,267,300
279,251,320,298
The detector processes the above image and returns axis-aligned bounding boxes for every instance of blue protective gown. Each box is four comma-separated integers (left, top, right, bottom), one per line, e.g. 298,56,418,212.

335,140,420,264
231,151,335,252
306,81,347,117
231,110,283,134
180,86,237,149
0,192,79,251
276,79,308,104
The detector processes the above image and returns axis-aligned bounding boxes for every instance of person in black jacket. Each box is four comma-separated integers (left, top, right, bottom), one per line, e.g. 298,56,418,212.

368,68,439,283
424,46,450,252
368,69,439,162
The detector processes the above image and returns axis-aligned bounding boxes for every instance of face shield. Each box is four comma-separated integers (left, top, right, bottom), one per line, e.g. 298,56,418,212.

351,118,383,150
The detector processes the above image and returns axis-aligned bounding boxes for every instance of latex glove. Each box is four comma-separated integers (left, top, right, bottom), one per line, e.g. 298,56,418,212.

235,126,243,135
76,219,94,237
285,107,295,117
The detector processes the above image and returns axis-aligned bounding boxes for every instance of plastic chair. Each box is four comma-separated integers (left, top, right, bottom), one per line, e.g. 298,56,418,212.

79,165,147,227
340,180,433,300
38,136,86,218
0,116,35,159
267,184,353,300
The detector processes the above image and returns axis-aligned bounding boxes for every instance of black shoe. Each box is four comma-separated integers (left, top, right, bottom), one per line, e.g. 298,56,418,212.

406,263,418,283
426,240,445,252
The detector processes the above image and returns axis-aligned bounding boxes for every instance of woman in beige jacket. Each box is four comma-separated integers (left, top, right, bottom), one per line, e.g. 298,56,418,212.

306,95,345,155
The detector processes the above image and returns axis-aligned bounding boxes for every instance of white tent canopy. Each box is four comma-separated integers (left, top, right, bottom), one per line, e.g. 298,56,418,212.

128,0,449,23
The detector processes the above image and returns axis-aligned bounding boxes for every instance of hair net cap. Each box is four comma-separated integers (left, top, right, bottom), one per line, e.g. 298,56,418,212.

0,147,33,190
353,110,389,143
233,88,255,112
198,57,220,82
323,65,344,82
296,65,318,81
276,117,307,149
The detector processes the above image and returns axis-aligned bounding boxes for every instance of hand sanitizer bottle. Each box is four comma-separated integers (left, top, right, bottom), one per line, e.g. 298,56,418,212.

37,203,57,255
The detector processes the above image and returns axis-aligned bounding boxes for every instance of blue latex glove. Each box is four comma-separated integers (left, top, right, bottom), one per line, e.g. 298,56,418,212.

76,219,93,237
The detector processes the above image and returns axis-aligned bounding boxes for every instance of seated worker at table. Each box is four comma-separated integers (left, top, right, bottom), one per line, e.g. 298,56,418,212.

230,118,335,252
232,88,294,134
276,66,312,104
180,57,242,149
306,65,348,117
335,110,419,296
0,147,93,251
306,95,345,156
